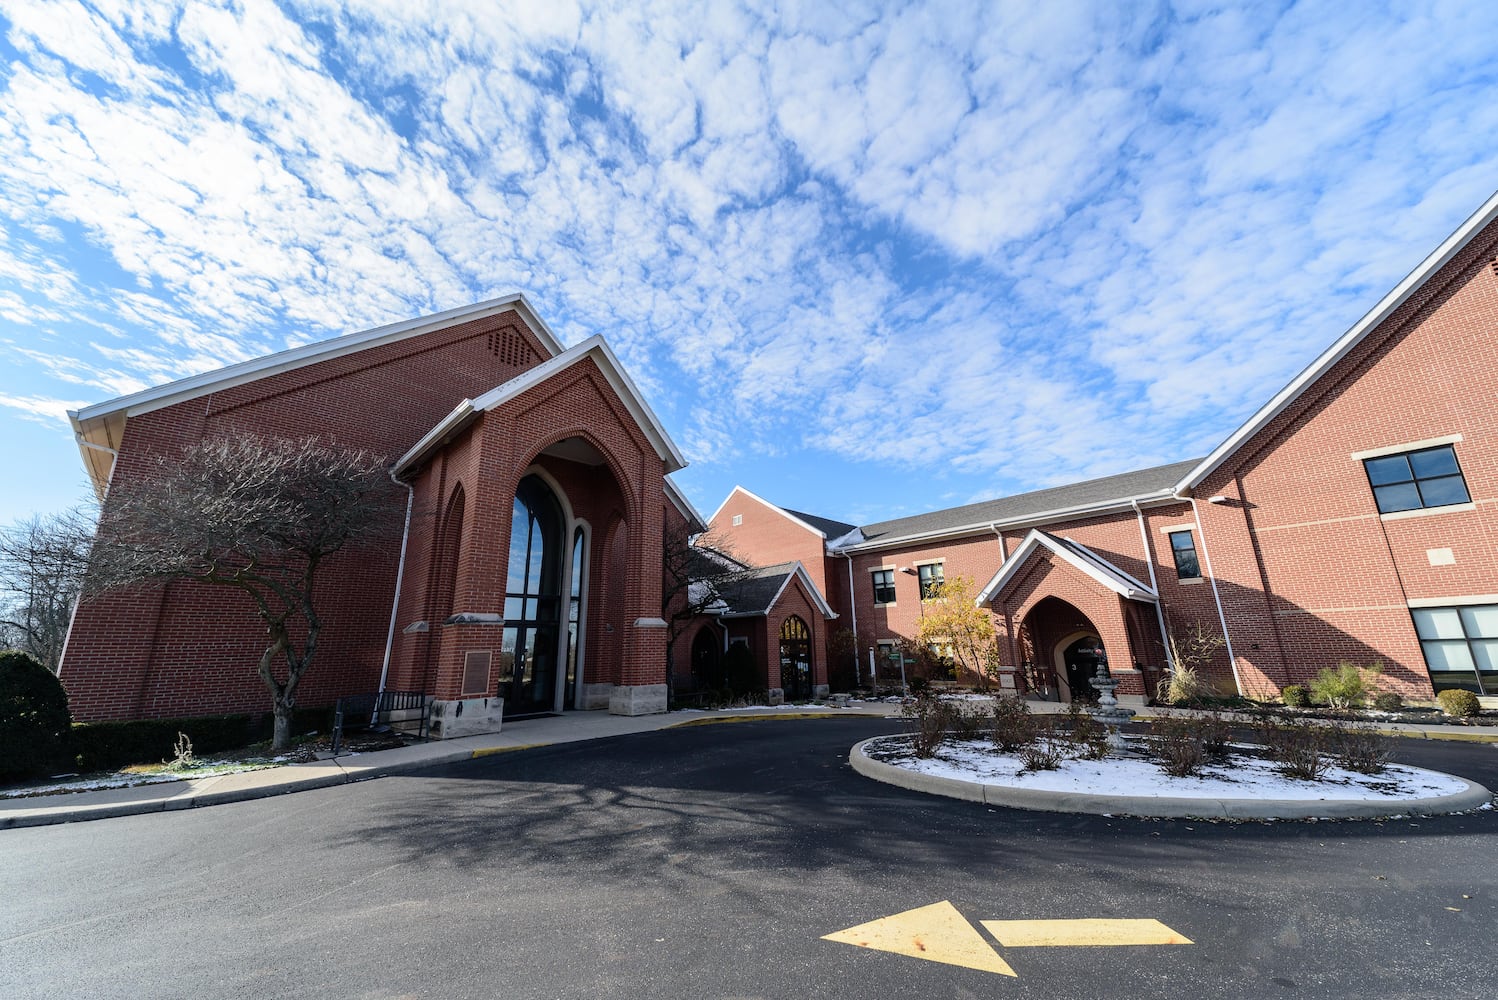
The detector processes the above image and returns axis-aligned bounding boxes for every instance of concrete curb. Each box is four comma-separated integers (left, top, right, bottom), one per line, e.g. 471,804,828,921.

848,737,1495,821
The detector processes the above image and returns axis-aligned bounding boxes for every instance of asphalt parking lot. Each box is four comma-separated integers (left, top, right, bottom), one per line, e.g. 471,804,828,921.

2,716,1495,999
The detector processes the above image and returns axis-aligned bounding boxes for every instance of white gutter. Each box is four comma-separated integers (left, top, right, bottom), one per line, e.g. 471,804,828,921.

377,469,416,701
1131,500,1175,673
1176,491,1243,695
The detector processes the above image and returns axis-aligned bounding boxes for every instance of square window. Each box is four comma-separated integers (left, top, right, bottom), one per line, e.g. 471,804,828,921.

871,569,895,605
1363,444,1470,514
731,514,743,526
917,563,944,600
1168,530,1201,579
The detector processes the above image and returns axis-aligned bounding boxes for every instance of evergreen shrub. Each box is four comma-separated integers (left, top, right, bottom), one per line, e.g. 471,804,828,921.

0,650,74,781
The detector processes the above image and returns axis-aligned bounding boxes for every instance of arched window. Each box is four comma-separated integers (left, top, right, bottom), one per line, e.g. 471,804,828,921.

779,615,812,701
501,475,565,716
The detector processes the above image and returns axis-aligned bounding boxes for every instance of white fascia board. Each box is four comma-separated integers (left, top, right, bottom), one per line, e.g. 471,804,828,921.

1177,189,1498,494
72,294,555,427
1061,536,1156,596
470,334,688,473
835,493,1178,554
708,485,827,538
392,400,476,478
665,477,708,532
975,530,1156,606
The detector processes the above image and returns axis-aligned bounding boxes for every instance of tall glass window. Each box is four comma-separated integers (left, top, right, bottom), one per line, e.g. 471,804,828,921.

1168,530,1201,580
1412,604,1498,695
562,527,586,710
501,476,564,716
917,563,944,599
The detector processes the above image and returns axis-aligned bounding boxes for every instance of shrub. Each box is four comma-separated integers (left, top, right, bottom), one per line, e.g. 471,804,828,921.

1157,663,1212,706
722,642,760,698
946,700,989,741
904,692,956,758
991,694,1037,752
1019,740,1063,772
1331,722,1391,775
0,649,74,781
70,706,332,772
1151,718,1207,777
1308,662,1381,710
1437,688,1481,718
1371,691,1404,713
1281,685,1310,708
1060,701,1110,760
1258,717,1331,781
906,675,930,695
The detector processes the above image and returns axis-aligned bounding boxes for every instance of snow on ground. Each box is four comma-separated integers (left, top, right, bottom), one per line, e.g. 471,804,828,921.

2,757,297,799
864,735,1471,803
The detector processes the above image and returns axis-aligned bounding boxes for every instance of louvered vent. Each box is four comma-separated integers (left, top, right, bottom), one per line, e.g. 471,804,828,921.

1489,256,1498,278
461,650,492,696
486,327,532,367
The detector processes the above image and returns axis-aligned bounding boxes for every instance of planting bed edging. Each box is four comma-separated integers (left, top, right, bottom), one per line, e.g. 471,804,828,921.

848,737,1494,820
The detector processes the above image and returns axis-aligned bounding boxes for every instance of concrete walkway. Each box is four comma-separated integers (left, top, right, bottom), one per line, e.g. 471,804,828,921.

4,700,1494,829
0,704,899,830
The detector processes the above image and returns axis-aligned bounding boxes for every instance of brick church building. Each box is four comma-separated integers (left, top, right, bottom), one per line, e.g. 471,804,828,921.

711,190,1498,706
64,296,702,731
59,189,1498,723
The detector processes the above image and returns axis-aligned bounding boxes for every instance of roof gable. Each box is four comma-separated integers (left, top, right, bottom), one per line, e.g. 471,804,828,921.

69,294,565,494
1177,189,1498,493
716,561,837,619
708,486,849,541
393,334,687,477
976,529,1157,606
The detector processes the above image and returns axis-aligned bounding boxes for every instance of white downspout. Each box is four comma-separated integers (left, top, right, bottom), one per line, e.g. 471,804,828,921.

1131,500,1175,673
377,469,415,699
842,551,859,686
1176,491,1243,696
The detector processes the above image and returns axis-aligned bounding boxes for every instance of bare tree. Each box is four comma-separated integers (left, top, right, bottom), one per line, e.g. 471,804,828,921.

661,522,754,700
84,437,403,749
0,506,96,672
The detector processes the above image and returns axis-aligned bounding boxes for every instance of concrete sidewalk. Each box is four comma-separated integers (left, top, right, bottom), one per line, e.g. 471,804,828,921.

0,705,900,830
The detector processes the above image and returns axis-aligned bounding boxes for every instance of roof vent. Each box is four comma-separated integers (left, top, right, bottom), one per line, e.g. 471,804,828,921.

486,326,532,367
1490,256,1498,278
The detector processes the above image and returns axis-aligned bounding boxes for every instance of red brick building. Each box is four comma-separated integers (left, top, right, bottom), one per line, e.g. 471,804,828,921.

715,191,1498,705
63,296,702,731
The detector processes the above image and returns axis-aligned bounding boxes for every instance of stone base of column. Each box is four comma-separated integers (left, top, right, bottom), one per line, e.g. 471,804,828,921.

427,696,504,739
608,683,667,716
579,683,614,711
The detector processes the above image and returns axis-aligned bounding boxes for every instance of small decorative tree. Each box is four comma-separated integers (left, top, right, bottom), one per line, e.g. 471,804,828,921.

83,436,402,750
914,575,999,688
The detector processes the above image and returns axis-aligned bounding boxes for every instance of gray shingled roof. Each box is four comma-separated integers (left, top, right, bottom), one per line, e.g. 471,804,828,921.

851,458,1203,547
780,507,858,540
715,562,798,617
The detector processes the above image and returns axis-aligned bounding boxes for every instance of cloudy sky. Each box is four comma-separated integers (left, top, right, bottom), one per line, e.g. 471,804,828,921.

1,0,1494,529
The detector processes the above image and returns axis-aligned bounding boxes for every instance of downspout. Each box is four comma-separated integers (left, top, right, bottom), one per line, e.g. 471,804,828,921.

377,468,416,700
1175,490,1244,696
1131,500,1175,673
841,551,859,686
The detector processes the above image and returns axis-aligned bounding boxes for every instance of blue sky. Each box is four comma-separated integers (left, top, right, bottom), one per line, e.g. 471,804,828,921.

1,1,1495,530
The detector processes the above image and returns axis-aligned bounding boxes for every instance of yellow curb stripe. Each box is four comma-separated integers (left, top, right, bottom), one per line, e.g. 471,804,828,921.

666,712,854,728
471,744,545,757
981,918,1192,947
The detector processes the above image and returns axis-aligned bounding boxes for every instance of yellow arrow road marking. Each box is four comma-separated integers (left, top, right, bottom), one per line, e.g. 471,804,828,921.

822,900,1017,977
982,918,1192,947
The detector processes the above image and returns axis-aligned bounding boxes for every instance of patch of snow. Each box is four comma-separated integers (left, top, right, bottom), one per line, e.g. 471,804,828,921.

864,735,1471,802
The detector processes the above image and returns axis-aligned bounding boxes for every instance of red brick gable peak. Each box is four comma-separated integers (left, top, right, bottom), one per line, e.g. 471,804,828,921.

1176,188,1498,495
977,529,1158,606
393,334,687,478
69,295,563,493
709,485,831,541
